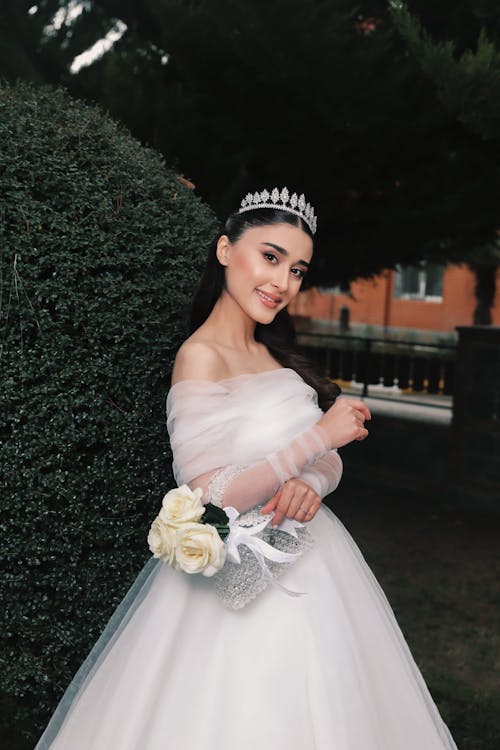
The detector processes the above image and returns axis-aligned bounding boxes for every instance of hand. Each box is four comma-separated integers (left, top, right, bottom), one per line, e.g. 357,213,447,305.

260,478,322,527
317,397,371,449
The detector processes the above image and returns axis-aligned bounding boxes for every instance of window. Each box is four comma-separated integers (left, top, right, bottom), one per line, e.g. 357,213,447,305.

393,262,444,300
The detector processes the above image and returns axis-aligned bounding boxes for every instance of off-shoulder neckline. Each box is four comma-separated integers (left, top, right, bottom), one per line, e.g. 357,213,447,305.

169,367,299,390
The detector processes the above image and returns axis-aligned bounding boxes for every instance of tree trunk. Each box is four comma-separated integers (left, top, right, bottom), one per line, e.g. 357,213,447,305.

471,263,497,325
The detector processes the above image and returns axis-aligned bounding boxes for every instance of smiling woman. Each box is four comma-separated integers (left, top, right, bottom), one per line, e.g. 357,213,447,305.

215,223,312,323
185,200,338,408
35,187,459,750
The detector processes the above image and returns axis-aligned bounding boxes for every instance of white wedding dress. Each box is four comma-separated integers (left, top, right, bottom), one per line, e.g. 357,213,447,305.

36,368,458,749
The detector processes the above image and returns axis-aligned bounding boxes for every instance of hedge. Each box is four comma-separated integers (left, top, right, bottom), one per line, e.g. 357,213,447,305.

0,81,218,740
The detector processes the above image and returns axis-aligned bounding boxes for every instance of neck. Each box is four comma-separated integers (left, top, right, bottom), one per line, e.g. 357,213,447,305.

204,289,258,351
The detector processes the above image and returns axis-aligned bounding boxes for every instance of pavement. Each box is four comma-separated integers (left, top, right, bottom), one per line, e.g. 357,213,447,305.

338,382,453,425
361,396,452,425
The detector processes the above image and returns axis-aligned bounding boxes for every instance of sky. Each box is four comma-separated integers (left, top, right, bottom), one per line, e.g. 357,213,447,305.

29,1,127,74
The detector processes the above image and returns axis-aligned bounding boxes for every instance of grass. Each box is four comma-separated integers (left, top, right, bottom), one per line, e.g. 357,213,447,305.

329,476,500,750
2,478,499,749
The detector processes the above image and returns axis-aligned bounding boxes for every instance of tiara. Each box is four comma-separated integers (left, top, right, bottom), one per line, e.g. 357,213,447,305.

238,187,317,235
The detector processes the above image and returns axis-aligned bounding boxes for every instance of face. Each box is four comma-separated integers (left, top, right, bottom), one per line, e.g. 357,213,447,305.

216,223,313,323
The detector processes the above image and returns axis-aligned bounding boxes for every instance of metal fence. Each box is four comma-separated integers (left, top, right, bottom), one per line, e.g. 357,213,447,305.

296,331,456,400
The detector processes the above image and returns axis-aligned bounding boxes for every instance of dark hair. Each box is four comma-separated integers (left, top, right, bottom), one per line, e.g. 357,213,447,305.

188,208,340,411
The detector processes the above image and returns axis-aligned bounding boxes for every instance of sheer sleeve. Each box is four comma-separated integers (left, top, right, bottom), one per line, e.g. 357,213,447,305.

188,421,331,512
166,377,334,514
297,449,343,499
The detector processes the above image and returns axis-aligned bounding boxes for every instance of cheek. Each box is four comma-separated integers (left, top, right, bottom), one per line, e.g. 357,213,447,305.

230,251,262,285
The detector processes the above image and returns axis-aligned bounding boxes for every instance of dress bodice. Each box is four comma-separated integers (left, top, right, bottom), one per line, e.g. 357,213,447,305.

166,368,324,486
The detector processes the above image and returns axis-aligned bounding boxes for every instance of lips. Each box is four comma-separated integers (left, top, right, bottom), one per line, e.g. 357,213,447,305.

256,289,282,308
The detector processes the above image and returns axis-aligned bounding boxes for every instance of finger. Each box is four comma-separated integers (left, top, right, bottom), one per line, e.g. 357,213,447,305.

273,484,300,526
272,491,296,526
295,504,310,521
355,426,370,441
344,399,372,421
303,504,320,521
261,491,280,515
292,489,317,517
272,482,320,525
295,498,320,522
285,490,308,518
359,403,372,421
351,406,371,423
272,507,287,527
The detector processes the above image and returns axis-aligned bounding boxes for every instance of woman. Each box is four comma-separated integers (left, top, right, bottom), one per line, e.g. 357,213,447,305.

36,187,458,749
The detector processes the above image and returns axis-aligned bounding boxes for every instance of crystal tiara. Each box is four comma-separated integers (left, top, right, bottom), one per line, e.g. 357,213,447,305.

238,187,317,235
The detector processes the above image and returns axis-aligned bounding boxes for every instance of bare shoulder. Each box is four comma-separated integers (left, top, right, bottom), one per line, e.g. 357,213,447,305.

171,339,226,385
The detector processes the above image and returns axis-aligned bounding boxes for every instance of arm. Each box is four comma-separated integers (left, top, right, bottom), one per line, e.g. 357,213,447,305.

170,347,368,513
259,450,342,526
297,449,343,499
179,397,367,514
188,421,331,513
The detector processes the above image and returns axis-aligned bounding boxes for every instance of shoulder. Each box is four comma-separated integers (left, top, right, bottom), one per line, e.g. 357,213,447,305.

171,339,226,385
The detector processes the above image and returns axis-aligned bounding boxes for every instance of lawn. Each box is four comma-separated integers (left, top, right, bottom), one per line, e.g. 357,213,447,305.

329,475,500,750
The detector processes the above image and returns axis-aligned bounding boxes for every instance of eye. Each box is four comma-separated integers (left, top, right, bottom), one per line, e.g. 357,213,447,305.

262,251,306,280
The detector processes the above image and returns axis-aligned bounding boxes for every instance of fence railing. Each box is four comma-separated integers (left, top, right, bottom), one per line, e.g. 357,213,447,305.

296,331,456,401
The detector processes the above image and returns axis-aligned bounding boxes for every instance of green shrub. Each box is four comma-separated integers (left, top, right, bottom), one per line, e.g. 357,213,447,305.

0,81,218,740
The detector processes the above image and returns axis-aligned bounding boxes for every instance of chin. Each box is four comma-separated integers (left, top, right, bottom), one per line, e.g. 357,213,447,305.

240,291,287,325
253,307,282,325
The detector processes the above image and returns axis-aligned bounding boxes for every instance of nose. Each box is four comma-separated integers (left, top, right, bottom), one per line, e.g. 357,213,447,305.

272,266,289,294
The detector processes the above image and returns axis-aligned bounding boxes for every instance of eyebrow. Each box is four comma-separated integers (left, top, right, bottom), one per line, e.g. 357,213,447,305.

261,242,310,268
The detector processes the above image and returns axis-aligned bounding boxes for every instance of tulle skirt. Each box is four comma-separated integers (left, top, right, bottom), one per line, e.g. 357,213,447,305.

35,505,458,749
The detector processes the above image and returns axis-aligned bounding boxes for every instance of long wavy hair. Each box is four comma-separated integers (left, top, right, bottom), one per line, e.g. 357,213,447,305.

189,207,340,411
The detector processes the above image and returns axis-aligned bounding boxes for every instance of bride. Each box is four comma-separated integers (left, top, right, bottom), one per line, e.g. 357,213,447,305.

36,187,458,749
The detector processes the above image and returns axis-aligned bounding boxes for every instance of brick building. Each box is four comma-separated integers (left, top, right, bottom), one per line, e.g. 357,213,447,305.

290,262,500,336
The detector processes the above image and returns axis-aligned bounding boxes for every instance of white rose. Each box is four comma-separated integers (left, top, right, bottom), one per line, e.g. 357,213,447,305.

159,484,205,528
147,517,177,564
175,522,227,577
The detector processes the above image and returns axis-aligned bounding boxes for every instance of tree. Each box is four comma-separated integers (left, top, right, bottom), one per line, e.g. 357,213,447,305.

40,1,500,281
4,1,500,290
0,0,72,83
390,0,500,323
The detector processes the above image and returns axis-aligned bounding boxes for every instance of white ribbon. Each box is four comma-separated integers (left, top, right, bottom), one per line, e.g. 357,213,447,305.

223,507,306,597
277,517,304,538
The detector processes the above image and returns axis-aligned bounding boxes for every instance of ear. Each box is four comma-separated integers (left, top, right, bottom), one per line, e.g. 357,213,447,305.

216,235,231,267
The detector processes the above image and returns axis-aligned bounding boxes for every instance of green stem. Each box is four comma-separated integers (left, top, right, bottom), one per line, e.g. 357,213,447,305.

215,523,230,539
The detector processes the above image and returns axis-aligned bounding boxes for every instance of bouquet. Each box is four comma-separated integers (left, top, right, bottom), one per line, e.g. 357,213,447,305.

147,485,314,609
147,485,229,577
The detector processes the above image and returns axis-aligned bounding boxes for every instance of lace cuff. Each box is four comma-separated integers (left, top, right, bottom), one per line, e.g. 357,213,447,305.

205,465,247,507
